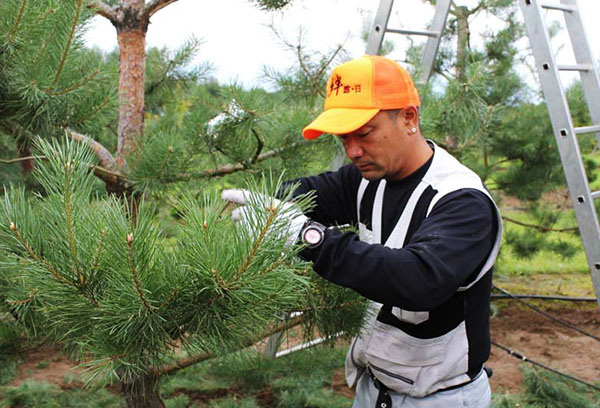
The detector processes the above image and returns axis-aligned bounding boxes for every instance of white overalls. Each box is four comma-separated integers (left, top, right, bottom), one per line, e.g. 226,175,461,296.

346,143,502,407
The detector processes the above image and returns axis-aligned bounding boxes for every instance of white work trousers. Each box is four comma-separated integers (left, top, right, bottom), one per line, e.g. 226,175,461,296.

351,370,491,408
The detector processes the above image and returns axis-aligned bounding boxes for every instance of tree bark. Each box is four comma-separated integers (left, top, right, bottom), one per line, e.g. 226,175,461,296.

115,1,148,171
446,5,471,150
121,373,165,408
455,5,470,83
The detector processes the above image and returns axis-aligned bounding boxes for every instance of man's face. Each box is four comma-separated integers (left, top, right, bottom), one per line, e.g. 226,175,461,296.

338,110,411,181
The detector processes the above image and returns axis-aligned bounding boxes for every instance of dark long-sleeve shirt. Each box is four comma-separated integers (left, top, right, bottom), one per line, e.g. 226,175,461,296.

288,156,498,377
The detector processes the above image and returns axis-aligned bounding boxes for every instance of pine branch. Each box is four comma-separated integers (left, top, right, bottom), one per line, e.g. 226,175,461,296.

501,215,578,233
145,60,177,97
64,128,117,170
9,222,71,286
8,0,28,45
234,207,278,280
176,141,307,181
250,129,263,164
209,268,227,291
126,233,156,312
158,288,180,308
156,146,173,180
68,93,115,128
46,70,100,96
151,314,305,376
6,289,38,306
0,156,46,164
64,160,83,284
86,0,117,23
0,154,128,189
8,223,101,307
145,0,180,18
90,165,131,187
87,229,107,284
54,0,83,86
65,162,84,284
458,105,495,151
314,44,343,85
64,128,134,190
296,45,325,98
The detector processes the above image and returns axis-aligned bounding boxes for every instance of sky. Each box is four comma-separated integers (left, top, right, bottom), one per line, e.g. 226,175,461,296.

84,0,600,89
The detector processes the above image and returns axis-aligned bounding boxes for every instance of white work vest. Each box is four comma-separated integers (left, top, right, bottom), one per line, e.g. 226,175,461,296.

345,142,502,397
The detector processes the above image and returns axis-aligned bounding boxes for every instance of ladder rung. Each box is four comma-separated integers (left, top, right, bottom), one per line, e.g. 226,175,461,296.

540,2,575,12
574,125,600,135
386,28,440,38
558,64,592,72
591,191,600,200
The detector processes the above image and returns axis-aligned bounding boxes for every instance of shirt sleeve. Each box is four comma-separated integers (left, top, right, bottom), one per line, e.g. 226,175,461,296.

299,189,497,311
283,164,362,227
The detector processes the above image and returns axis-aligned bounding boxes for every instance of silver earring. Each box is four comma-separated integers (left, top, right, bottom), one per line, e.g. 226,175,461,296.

411,127,417,134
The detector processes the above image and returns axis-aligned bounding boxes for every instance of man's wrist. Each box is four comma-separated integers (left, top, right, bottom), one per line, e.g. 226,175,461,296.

299,220,327,248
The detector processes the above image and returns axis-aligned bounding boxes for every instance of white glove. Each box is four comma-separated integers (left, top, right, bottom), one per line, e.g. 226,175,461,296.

221,189,307,247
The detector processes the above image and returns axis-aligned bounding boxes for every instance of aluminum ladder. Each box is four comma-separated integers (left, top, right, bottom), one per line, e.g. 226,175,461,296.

364,0,600,308
365,0,452,85
519,0,600,309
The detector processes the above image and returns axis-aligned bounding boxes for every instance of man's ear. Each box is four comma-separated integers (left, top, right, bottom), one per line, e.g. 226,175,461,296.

402,106,418,127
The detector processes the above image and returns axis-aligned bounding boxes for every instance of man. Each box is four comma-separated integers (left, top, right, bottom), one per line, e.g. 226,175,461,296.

224,55,502,407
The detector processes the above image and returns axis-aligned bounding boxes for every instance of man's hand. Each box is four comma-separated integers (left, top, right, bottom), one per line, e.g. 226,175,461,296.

221,189,307,246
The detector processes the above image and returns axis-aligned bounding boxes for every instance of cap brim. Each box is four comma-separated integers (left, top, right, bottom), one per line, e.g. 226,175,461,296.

302,108,380,140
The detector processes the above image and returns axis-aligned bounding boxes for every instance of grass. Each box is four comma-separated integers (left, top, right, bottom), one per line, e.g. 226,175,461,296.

497,208,589,277
0,380,124,408
1,341,598,407
159,344,352,408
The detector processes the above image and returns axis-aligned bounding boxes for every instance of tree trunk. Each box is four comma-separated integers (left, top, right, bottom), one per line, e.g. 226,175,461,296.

115,0,148,171
121,373,165,408
447,5,471,150
455,5,470,83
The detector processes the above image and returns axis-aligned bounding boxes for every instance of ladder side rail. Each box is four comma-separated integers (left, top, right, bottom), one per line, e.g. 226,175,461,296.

520,0,600,308
561,0,600,148
417,0,452,86
366,0,395,55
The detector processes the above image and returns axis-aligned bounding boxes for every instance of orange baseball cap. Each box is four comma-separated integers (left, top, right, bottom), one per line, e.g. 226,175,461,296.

302,55,420,140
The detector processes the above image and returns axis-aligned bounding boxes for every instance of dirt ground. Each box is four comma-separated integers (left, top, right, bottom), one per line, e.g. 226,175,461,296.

8,304,600,399
487,303,600,394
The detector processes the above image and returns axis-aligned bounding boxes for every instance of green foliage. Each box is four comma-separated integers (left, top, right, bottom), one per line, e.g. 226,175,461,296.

0,137,366,386
521,366,598,407
250,0,294,11
145,37,213,116
0,318,26,384
163,394,190,408
506,229,577,260
0,380,124,408
0,0,117,137
209,397,259,408
132,81,339,193
486,103,564,201
504,205,578,260
161,345,353,407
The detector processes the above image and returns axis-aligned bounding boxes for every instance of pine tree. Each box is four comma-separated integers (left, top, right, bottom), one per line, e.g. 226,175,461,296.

0,138,366,407
0,0,117,175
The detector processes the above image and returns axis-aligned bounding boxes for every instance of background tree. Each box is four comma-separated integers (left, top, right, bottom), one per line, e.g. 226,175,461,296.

401,0,589,259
